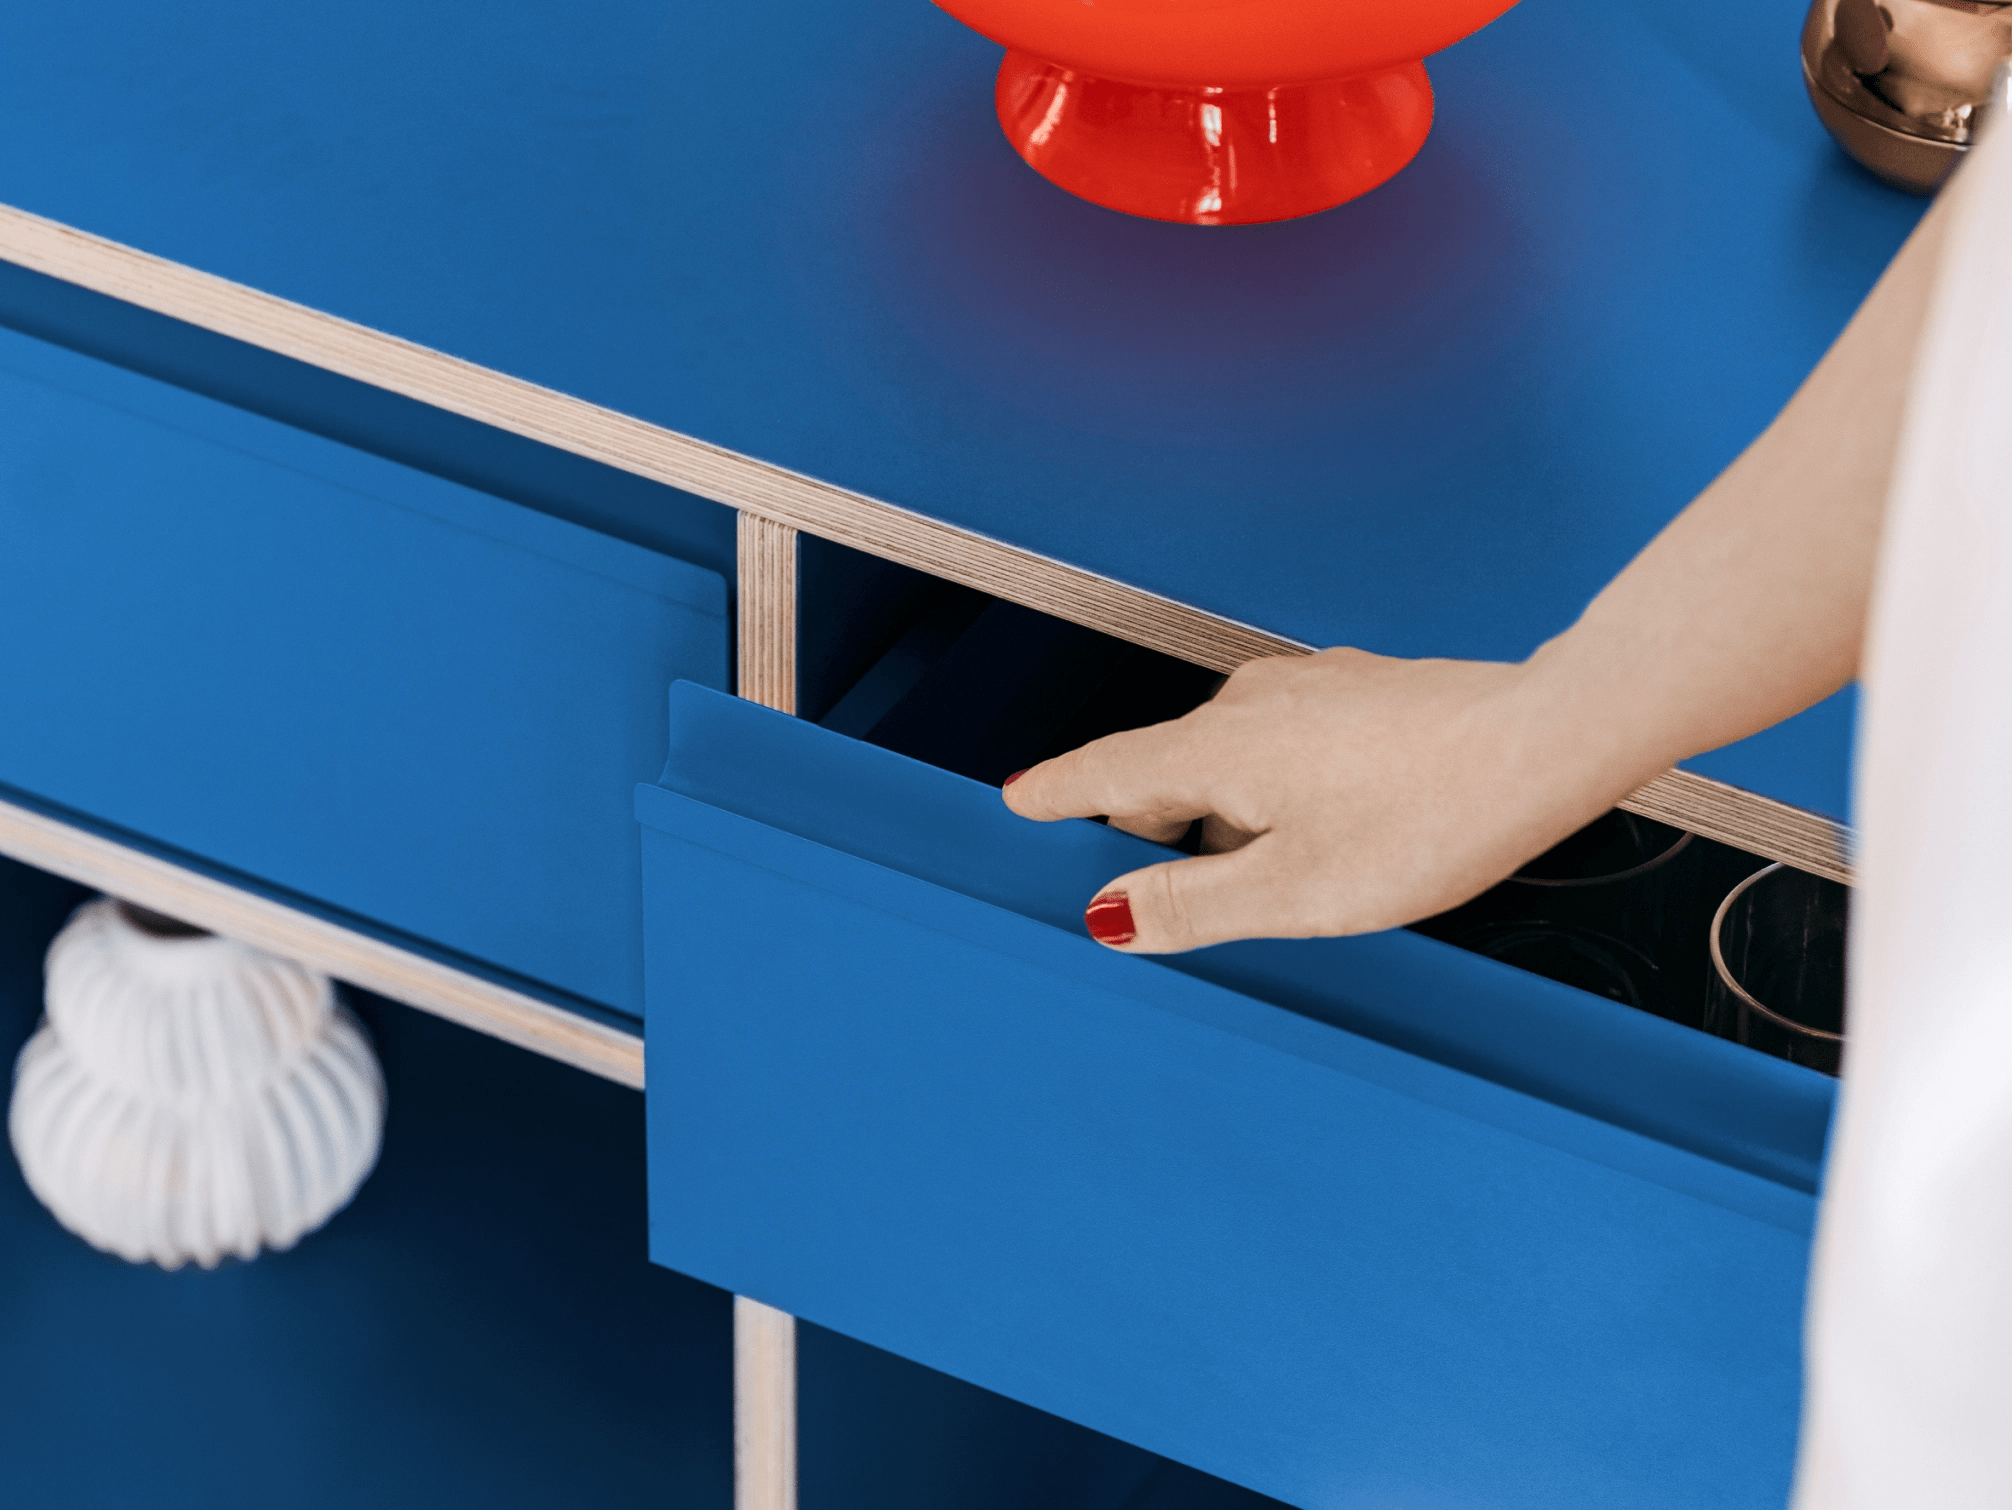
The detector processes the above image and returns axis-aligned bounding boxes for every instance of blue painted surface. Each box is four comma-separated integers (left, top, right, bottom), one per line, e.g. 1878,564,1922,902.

0,778,642,1033
797,1320,1289,1510
0,852,1278,1510
0,857,736,1510
0,258,741,582
0,326,728,1017
639,685,1819,1509
0,0,1919,817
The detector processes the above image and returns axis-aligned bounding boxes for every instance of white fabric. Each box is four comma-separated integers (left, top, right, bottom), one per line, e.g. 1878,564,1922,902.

1792,115,2012,1508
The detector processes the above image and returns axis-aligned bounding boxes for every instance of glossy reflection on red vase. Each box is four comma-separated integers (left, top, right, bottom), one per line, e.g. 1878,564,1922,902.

933,0,1522,224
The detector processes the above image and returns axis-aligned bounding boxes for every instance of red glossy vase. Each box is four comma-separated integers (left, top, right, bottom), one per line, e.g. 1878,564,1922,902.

932,0,1522,224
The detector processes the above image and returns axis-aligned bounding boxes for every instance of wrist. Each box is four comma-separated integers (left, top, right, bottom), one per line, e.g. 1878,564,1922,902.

1501,634,1685,818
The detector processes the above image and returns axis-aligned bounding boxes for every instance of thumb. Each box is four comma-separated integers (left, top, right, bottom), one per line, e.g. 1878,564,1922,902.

1083,837,1295,954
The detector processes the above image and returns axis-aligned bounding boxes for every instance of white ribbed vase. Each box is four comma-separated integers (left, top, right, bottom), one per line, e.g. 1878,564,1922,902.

8,898,385,1269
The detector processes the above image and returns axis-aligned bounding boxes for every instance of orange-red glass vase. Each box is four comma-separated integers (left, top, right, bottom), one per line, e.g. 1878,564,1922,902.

933,0,1522,224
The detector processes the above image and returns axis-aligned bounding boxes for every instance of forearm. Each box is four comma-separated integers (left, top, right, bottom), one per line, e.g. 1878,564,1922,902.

1009,157,1966,952
1518,189,1954,805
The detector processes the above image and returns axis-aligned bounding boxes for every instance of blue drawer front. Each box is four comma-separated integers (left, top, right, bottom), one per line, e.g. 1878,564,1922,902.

0,327,726,1014
638,685,1820,1510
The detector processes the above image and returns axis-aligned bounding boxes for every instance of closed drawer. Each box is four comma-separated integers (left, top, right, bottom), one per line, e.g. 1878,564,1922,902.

0,326,727,1015
638,656,1835,1508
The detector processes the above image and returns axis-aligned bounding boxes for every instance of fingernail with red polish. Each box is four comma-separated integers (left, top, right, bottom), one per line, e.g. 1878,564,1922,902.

1003,769,1028,787
1085,891,1136,946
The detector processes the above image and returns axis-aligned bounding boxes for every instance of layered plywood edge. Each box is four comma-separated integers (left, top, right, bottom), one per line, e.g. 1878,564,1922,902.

733,1294,800,1510
0,203,1851,883
1622,768,1850,885
737,514,799,717
0,794,646,1088
734,520,803,1510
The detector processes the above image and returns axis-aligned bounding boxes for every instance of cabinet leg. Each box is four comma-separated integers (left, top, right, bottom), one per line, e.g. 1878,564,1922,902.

734,1296,798,1510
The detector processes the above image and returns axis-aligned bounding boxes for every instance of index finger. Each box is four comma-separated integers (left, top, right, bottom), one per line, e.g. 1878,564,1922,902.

1002,714,1212,825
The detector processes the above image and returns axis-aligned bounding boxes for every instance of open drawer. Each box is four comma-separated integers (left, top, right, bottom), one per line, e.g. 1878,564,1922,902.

637,612,1836,1507
0,324,727,1016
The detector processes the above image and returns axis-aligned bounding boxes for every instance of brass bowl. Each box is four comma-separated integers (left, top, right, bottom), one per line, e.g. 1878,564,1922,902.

1803,0,2012,192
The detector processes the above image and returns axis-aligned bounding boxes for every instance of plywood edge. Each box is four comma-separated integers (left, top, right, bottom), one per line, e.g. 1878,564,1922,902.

0,795,645,1088
737,514,799,715
0,202,1855,877
1620,768,1852,884
734,1297,799,1510
733,521,803,1509
0,203,1287,674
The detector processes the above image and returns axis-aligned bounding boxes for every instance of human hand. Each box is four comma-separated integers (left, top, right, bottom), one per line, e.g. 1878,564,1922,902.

1000,151,1952,955
1002,647,1658,953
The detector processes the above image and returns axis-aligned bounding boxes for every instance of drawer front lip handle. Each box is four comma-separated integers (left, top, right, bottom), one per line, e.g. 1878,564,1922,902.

642,681,1834,1195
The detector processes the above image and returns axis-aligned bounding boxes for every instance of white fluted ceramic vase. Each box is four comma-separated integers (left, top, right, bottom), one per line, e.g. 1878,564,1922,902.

8,898,385,1269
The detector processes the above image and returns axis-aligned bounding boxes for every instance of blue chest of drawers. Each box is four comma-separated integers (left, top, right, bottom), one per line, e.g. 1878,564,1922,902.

0,0,1910,1504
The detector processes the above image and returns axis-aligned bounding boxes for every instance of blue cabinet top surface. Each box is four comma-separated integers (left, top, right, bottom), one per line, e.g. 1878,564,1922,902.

0,0,1919,819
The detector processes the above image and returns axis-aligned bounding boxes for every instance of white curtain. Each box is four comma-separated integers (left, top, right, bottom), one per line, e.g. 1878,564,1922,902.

1793,108,2012,1508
